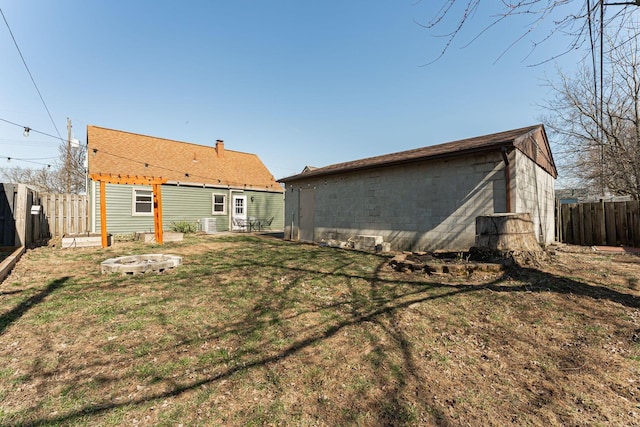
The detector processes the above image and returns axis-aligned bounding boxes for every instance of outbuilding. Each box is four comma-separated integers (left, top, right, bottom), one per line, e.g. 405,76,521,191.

279,124,557,251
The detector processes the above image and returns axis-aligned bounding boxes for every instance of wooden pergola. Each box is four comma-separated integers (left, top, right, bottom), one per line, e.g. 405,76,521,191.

90,173,168,248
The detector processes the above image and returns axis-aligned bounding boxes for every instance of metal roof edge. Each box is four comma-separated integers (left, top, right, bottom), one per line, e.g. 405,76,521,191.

279,125,546,183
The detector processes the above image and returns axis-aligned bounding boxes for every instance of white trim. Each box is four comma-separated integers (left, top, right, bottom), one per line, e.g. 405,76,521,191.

131,187,153,216
166,180,226,188
91,180,96,233
165,180,274,191
229,189,244,229
212,193,227,215
231,194,248,230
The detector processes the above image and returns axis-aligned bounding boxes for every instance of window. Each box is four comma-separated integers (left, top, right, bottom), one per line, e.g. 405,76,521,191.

133,188,153,216
212,193,226,215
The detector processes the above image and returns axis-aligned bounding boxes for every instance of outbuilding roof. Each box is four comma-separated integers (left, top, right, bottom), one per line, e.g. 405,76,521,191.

279,124,557,182
87,126,283,192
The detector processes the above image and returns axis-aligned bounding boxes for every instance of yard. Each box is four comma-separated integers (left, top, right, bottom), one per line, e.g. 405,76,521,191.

0,233,639,426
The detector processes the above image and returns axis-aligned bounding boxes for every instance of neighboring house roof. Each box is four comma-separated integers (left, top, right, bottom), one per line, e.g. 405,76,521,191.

556,188,632,203
555,188,593,201
279,124,557,182
87,126,283,192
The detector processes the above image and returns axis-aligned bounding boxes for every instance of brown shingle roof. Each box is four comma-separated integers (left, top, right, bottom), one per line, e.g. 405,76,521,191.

87,126,283,192
279,124,557,182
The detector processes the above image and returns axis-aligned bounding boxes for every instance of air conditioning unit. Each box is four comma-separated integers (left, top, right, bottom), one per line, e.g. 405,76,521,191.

200,218,217,234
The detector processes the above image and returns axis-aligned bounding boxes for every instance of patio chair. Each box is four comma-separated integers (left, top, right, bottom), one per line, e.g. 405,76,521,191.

260,217,274,231
232,217,248,232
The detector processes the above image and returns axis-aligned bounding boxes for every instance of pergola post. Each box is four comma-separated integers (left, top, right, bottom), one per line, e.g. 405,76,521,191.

90,174,168,248
153,182,163,244
99,180,107,248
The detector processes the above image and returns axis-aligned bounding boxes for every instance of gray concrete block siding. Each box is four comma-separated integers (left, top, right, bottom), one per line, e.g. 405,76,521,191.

513,150,555,245
281,125,557,252
284,152,511,251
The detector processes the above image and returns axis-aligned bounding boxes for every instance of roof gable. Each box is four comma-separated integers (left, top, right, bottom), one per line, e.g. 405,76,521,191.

510,125,557,178
87,126,283,192
279,124,557,182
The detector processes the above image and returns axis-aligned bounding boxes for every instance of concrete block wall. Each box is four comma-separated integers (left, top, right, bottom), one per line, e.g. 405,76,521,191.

513,150,556,245
284,152,509,251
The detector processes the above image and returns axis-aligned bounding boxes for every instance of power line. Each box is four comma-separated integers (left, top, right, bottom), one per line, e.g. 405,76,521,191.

600,0,605,197
0,7,63,142
0,138,58,146
2,116,274,189
0,118,65,166
0,156,52,168
0,117,69,143
88,146,268,189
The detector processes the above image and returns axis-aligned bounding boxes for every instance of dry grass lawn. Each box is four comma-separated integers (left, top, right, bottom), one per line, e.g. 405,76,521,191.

0,233,639,426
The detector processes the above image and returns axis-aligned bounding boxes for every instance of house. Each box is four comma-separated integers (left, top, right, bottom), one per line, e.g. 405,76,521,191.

87,126,284,235
279,124,557,252
555,188,593,204
556,188,632,204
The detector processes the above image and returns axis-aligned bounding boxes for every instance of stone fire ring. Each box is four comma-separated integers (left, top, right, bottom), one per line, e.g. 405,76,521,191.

101,254,182,275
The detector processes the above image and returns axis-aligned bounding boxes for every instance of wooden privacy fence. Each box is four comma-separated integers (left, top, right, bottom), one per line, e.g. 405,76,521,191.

558,200,640,247
0,183,48,246
41,193,89,237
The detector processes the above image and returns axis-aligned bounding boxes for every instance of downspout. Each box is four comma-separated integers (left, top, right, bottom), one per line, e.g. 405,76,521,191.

501,147,512,213
90,180,96,233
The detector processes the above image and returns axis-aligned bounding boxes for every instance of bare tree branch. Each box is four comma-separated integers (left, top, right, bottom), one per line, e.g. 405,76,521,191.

541,33,640,198
0,142,86,194
419,1,638,64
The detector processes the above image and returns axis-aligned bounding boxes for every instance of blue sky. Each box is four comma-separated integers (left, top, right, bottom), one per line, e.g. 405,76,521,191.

0,1,583,180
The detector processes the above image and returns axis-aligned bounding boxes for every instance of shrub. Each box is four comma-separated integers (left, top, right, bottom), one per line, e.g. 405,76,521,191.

170,220,197,234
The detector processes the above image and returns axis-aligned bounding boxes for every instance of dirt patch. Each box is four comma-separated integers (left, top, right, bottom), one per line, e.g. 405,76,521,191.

388,246,553,278
389,252,505,277
0,236,639,426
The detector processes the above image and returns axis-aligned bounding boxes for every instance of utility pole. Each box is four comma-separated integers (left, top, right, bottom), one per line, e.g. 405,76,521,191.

66,117,72,193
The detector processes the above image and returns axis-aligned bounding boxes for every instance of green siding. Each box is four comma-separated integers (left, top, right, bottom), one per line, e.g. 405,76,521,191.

246,191,285,230
162,186,231,231
94,184,155,234
92,182,283,234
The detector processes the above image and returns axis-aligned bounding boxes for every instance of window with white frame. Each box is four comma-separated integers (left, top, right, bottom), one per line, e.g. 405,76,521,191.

132,188,153,216
212,193,226,214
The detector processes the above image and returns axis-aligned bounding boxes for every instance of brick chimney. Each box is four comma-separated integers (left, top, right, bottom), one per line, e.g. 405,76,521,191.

215,140,225,158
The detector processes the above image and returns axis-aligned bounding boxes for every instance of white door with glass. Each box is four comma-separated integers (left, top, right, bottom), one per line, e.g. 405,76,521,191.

232,195,247,230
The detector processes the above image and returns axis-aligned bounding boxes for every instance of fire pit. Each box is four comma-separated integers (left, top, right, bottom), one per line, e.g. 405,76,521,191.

101,254,182,275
